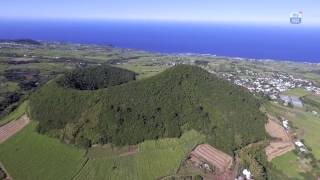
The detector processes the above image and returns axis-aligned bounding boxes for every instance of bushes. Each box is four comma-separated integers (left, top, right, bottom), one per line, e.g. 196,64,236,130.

0,167,6,180
29,65,267,154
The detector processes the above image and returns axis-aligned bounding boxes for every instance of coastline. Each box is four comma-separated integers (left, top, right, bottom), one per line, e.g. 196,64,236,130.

1,39,320,65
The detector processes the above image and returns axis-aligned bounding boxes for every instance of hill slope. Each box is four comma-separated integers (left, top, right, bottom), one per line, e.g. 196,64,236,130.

29,65,267,153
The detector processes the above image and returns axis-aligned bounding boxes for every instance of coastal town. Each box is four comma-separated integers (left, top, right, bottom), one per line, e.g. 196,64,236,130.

219,69,320,99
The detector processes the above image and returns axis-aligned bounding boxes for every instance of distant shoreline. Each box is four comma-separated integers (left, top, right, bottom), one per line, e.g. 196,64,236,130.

1,38,320,65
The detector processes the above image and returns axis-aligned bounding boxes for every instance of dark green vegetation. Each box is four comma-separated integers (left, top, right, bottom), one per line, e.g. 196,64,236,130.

59,65,136,90
0,40,154,121
0,167,6,180
237,142,291,180
30,65,267,153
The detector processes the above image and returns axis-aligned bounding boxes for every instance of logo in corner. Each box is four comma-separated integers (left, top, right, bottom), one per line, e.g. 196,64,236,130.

290,11,303,24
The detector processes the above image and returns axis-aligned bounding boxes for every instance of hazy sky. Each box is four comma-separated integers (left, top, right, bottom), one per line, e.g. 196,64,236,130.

1,0,319,25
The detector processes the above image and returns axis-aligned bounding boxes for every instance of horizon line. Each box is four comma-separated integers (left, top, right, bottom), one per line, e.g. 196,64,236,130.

1,16,320,26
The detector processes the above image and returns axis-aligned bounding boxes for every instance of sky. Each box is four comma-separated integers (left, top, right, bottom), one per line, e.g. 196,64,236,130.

0,0,320,25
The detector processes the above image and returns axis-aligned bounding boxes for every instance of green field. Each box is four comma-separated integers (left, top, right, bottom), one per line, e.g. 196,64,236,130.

272,151,304,179
0,101,28,126
75,130,205,180
302,94,320,112
118,63,168,79
0,122,86,180
282,88,310,97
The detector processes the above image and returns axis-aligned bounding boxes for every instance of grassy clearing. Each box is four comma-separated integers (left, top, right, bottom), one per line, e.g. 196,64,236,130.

0,101,28,126
282,88,310,97
272,151,304,179
0,121,86,180
118,63,168,79
75,130,205,180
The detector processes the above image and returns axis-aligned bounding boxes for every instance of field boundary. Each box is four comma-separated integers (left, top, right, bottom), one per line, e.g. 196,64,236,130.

0,161,12,180
71,157,89,180
0,114,30,144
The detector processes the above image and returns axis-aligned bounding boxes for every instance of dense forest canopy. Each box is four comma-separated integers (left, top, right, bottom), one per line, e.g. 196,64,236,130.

58,65,136,90
29,65,267,153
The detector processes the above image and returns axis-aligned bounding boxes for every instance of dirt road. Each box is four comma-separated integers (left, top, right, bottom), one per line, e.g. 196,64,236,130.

0,114,30,144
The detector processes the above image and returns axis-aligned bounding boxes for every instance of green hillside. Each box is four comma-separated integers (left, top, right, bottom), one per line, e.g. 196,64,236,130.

29,65,267,153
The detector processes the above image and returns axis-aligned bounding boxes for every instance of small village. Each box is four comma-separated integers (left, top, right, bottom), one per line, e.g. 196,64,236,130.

220,70,320,100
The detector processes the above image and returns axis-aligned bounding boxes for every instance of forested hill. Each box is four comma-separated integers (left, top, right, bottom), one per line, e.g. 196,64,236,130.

29,65,267,153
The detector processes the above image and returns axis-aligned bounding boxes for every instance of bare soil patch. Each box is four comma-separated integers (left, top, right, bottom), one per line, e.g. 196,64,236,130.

0,114,30,143
177,143,237,180
266,142,295,161
265,118,290,141
265,117,295,161
190,144,233,173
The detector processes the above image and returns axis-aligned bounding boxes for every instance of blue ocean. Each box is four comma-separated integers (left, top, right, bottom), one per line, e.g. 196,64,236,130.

0,20,320,62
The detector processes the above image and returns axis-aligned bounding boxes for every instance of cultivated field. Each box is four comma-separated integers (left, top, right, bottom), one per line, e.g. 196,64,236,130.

265,102,320,159
265,118,294,161
0,122,86,180
266,142,295,161
0,114,30,143
190,144,233,173
264,101,320,178
265,118,290,142
272,151,304,179
75,130,205,180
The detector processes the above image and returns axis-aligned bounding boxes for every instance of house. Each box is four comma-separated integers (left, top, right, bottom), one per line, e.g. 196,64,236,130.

282,119,289,130
294,141,308,153
279,95,290,104
295,141,305,148
279,95,303,107
291,96,303,108
243,169,252,180
299,147,307,153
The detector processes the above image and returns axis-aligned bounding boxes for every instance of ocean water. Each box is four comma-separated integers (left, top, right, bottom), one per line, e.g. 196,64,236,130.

0,20,320,63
